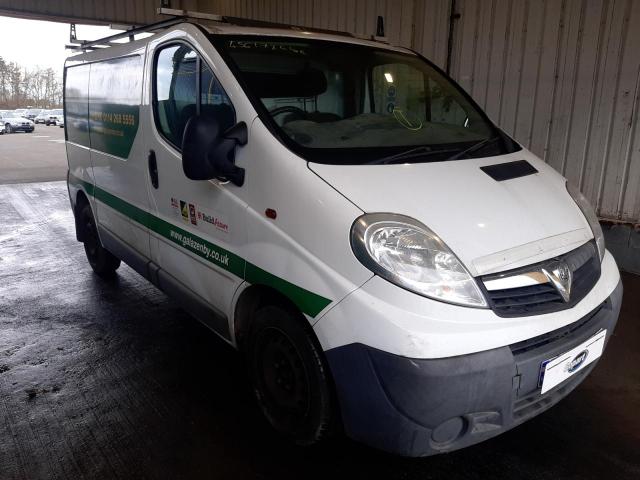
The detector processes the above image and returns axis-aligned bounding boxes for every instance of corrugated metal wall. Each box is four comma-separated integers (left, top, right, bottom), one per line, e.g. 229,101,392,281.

450,0,640,223
211,0,418,49
0,0,638,222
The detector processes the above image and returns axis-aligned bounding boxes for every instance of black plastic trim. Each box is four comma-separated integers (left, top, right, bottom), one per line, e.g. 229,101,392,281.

323,280,622,457
480,159,538,181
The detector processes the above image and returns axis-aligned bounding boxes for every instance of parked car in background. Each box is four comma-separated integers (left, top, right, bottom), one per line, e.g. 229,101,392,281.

47,109,63,126
0,113,35,133
24,109,42,121
58,116,65,128
35,110,50,124
13,108,27,118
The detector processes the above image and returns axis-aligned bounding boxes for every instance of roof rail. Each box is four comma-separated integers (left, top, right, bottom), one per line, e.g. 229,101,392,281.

66,7,363,52
158,7,356,38
157,8,223,22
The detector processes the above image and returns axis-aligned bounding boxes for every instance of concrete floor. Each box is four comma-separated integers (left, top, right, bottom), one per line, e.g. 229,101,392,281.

0,181,638,480
0,127,67,184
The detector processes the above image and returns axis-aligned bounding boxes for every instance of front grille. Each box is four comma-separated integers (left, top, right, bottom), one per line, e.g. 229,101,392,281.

481,241,600,317
509,301,605,356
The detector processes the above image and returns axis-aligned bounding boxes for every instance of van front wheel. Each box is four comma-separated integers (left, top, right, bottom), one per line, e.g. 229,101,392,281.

247,305,336,446
80,203,120,277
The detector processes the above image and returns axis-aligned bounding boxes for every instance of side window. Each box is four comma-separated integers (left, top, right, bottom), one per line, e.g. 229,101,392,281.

200,62,235,131
154,44,234,150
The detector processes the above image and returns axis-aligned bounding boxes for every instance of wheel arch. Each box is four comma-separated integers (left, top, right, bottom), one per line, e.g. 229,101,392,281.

74,189,91,242
233,283,310,352
235,282,344,439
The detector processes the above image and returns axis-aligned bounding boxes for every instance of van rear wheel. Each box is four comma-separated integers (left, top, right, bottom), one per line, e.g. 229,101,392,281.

247,305,336,445
80,203,120,277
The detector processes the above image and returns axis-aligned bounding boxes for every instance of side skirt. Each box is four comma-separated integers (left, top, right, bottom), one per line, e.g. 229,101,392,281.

98,225,231,341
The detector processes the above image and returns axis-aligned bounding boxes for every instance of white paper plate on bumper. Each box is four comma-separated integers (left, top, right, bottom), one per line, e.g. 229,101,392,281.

540,329,607,394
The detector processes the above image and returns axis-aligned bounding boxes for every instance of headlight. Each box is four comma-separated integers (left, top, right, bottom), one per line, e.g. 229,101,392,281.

351,213,487,307
567,182,605,262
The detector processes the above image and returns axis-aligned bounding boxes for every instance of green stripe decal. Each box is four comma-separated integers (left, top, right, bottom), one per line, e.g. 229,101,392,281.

69,175,332,317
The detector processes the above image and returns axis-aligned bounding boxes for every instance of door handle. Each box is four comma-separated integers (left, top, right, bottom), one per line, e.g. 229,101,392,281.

148,150,159,189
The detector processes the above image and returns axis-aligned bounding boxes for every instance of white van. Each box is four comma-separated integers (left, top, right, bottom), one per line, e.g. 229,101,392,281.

65,18,622,457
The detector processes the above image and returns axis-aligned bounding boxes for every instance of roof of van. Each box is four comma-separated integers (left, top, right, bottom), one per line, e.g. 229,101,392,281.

65,20,412,66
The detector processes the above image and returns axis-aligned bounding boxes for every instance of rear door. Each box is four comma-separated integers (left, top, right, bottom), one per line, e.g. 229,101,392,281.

143,37,248,333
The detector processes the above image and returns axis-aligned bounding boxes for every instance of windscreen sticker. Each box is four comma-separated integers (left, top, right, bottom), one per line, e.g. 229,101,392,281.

227,39,308,55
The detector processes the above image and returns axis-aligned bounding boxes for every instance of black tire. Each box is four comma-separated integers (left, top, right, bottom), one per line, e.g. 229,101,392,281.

79,203,120,277
5,123,11,134
247,305,336,445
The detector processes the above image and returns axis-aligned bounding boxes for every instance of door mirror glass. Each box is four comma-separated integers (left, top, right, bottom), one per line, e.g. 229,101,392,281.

182,115,246,186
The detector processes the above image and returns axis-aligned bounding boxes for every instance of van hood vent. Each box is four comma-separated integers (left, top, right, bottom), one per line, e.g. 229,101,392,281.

480,159,538,181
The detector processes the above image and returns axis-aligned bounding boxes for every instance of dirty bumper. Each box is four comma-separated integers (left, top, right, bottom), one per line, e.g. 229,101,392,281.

325,280,623,457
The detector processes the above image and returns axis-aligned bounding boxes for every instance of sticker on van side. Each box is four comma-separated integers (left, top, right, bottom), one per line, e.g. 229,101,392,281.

65,55,142,159
69,175,332,318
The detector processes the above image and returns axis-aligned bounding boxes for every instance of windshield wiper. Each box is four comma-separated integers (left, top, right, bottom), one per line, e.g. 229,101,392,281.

369,146,462,165
444,136,502,161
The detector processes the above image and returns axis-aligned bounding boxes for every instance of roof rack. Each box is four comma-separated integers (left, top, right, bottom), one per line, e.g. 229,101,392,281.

158,8,355,37
66,16,186,50
66,7,373,51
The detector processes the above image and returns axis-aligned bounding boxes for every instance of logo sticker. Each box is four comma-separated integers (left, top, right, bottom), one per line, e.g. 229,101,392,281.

189,203,198,225
180,201,189,223
197,207,229,233
566,350,589,373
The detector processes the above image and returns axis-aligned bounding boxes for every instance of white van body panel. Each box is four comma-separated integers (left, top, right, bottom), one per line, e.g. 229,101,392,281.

87,47,152,260
243,120,374,320
309,149,592,277
314,250,620,358
142,26,253,321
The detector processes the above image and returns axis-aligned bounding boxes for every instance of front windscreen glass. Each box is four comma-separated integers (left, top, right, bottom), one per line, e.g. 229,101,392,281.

213,36,518,164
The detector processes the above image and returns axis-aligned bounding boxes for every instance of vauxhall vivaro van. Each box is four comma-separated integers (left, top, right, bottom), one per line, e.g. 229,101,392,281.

64,17,622,456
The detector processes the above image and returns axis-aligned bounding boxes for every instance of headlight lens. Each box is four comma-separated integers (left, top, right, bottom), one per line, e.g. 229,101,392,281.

351,213,487,307
567,182,605,262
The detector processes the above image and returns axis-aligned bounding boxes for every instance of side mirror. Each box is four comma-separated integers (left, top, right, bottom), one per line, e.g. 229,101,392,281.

182,115,247,186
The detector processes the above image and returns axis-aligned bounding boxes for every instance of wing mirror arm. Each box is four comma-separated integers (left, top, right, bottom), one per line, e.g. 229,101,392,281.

224,121,248,146
209,121,247,187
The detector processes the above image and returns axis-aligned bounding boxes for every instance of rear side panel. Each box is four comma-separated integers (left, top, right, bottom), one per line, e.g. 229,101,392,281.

88,52,151,259
65,63,93,211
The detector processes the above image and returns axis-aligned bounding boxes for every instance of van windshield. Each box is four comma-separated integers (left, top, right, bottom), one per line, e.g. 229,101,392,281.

212,36,519,164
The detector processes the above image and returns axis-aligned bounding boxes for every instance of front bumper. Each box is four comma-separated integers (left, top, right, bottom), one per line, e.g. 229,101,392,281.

11,125,34,132
325,280,622,457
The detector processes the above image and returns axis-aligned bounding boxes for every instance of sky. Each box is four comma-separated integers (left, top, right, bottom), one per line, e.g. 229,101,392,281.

0,16,122,75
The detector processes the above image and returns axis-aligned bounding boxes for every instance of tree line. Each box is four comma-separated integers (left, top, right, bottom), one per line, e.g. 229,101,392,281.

0,56,62,109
